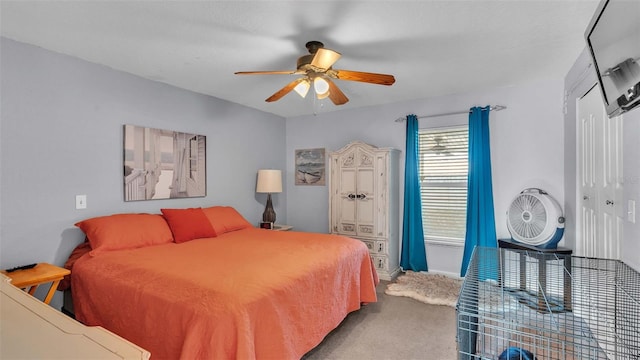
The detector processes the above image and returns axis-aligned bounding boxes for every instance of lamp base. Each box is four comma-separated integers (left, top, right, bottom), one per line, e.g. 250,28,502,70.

262,193,276,223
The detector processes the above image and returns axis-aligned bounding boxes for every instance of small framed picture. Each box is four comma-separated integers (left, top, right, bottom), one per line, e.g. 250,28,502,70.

295,148,325,186
259,222,274,230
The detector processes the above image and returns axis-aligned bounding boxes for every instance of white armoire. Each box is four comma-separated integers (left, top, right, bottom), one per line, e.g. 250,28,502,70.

328,141,400,280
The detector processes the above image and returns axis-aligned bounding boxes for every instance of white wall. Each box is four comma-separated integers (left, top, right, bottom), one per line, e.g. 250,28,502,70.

0,38,286,308
286,78,566,276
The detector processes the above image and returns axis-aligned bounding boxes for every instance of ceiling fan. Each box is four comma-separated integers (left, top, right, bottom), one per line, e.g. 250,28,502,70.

430,136,451,156
235,41,395,105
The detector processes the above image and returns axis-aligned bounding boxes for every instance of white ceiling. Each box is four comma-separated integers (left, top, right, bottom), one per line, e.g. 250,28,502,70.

0,1,600,118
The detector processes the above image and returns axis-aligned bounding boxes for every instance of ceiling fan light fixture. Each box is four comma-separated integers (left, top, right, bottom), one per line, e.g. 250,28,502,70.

235,41,394,106
316,91,330,100
314,77,330,98
294,79,310,98
310,48,342,69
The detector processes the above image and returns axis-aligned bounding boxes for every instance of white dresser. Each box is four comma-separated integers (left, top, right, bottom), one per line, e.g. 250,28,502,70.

1,274,150,359
329,141,400,280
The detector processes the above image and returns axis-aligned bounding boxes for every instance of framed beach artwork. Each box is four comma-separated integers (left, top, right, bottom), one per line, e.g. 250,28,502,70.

123,124,206,201
295,148,325,186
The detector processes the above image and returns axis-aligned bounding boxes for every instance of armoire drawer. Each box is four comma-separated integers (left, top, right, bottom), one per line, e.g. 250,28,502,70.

373,241,386,254
358,239,387,255
372,255,388,271
361,239,375,252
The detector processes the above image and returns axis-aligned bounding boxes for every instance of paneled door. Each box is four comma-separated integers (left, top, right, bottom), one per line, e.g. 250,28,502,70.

354,148,376,237
335,161,358,237
577,85,623,259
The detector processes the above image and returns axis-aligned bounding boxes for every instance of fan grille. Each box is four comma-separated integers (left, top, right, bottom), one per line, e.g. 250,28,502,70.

508,194,547,239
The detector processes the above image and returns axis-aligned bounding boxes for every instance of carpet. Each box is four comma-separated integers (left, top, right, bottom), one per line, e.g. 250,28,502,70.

385,271,463,307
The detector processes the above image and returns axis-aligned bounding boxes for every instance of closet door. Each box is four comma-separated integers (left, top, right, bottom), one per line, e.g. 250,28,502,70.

578,87,597,257
600,105,624,259
577,85,623,259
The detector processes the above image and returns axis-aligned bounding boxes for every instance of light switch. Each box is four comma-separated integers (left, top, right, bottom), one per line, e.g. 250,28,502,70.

628,200,636,223
76,195,87,210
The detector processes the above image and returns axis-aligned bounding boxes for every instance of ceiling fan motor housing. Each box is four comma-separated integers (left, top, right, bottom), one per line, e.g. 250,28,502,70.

506,188,565,249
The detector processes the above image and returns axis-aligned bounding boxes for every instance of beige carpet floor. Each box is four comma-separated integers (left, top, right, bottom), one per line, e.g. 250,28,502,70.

302,280,458,360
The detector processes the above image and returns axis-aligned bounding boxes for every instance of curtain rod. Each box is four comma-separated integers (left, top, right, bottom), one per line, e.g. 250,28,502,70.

394,105,507,122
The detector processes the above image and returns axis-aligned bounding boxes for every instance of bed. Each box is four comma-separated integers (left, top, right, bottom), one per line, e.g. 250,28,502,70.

66,206,379,359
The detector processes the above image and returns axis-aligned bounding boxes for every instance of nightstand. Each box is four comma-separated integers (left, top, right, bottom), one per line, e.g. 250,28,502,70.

1,263,70,305
273,224,293,231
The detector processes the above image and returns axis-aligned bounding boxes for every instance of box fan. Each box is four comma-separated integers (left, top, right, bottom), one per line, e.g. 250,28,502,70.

506,188,565,249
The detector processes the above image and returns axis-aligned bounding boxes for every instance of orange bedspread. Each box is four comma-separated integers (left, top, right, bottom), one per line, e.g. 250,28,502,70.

71,228,378,359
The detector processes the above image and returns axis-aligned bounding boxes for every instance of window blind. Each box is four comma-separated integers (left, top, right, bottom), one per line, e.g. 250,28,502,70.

418,127,469,245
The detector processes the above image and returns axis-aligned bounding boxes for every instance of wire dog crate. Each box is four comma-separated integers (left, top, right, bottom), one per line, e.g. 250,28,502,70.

457,246,640,359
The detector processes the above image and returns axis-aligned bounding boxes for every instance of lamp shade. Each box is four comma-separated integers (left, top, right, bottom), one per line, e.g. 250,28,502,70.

294,79,310,98
314,77,330,98
256,169,282,193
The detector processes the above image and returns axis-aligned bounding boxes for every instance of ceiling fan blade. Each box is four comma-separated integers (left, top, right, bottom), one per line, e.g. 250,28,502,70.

326,78,349,105
311,48,341,69
235,70,298,75
265,78,305,102
333,70,396,86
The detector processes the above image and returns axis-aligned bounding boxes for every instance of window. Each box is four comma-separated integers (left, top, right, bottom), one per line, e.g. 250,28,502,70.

189,136,199,180
418,126,468,245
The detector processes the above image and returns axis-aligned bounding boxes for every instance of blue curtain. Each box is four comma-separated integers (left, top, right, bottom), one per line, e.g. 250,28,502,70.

460,106,497,277
400,114,428,271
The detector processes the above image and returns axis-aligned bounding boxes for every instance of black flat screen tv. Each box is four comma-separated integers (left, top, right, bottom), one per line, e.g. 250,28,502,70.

584,0,640,116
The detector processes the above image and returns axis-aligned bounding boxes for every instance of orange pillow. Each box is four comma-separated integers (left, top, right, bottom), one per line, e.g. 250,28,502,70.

75,213,174,255
202,206,253,235
161,208,217,243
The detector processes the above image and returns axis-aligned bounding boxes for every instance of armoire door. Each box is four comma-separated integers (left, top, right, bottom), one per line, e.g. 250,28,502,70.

577,85,623,259
354,148,376,237
335,162,358,236
331,145,379,238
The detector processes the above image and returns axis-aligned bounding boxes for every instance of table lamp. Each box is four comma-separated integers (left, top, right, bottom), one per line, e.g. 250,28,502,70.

256,169,282,224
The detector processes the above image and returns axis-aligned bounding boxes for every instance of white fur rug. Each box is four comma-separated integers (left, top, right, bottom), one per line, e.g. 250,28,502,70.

385,271,463,307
